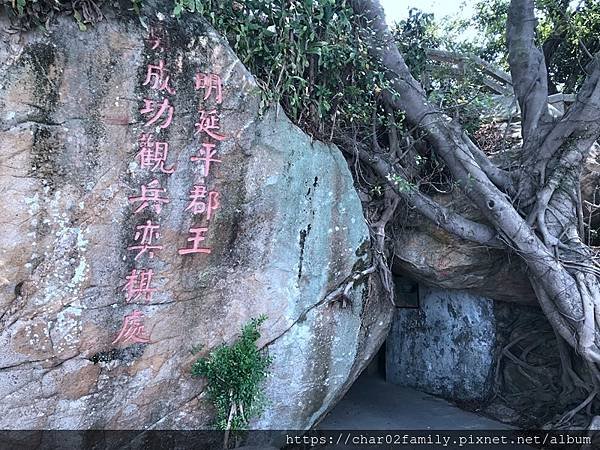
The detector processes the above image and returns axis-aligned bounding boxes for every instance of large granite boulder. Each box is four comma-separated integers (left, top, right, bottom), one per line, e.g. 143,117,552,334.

0,7,391,429
386,288,497,402
391,192,537,306
391,121,600,307
392,224,537,305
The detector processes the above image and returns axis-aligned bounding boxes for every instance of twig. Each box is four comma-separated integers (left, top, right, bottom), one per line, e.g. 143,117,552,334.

322,266,376,308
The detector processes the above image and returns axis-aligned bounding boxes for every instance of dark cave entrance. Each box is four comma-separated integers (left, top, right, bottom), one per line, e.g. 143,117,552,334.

364,338,387,380
318,275,567,430
359,273,421,381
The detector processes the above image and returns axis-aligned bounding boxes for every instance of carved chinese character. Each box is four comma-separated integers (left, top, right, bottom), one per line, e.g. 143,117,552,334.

146,27,163,51
194,72,223,104
137,134,176,174
112,310,151,345
185,185,220,220
128,220,163,260
143,60,176,94
191,143,221,177
129,179,170,214
140,98,174,129
123,269,157,303
178,227,211,255
194,110,225,141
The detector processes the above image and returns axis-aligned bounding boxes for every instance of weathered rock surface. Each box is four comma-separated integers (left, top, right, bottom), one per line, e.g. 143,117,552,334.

392,216,537,306
386,288,496,402
391,109,600,307
0,8,391,429
385,285,574,426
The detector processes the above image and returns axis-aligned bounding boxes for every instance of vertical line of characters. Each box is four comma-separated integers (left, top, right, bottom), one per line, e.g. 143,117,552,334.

113,27,176,346
178,71,225,256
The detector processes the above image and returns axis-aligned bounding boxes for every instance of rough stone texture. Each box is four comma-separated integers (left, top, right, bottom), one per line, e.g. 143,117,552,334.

0,9,392,429
391,184,537,306
384,285,585,427
386,288,496,402
392,112,600,306
392,226,537,305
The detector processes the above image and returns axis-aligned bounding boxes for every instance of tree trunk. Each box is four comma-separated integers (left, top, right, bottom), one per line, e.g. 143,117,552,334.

349,0,600,419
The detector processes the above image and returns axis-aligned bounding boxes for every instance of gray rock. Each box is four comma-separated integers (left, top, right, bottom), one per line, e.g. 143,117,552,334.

392,224,537,305
0,10,392,429
386,288,496,402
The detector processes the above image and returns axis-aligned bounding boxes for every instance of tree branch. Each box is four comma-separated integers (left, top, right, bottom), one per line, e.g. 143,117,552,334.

507,0,551,141
425,48,513,87
339,140,504,248
350,0,584,326
461,131,515,191
537,53,600,165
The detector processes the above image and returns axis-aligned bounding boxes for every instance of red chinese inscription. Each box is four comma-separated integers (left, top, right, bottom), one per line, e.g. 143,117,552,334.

143,60,176,94
128,220,163,259
124,269,157,303
137,134,176,173
146,27,163,51
129,179,170,214
185,185,220,219
112,310,151,345
195,110,226,141
194,73,223,104
191,143,222,177
178,227,211,255
140,98,174,129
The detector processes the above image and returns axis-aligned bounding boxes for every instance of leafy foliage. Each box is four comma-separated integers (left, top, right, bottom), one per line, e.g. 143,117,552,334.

471,0,510,66
0,0,138,30
471,0,600,92
391,9,495,132
1,0,500,143
386,173,414,193
172,0,203,17
188,1,497,146
393,9,441,81
191,315,272,431
182,0,389,142
539,0,600,93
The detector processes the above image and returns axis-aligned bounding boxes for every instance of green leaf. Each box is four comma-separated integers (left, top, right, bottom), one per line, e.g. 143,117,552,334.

191,316,271,431
73,10,87,32
173,3,183,17
16,0,26,16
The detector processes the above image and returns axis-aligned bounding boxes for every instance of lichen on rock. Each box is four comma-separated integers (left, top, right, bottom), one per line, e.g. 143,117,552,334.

0,6,391,430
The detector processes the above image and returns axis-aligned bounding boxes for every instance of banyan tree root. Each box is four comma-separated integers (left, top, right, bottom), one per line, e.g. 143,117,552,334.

323,266,376,308
346,0,600,426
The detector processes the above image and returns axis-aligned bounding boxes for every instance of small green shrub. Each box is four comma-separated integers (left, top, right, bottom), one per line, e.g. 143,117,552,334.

184,0,389,142
191,315,272,432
